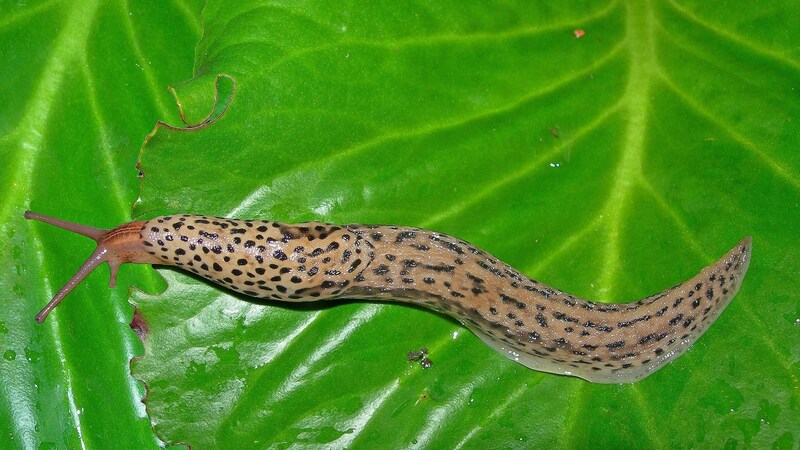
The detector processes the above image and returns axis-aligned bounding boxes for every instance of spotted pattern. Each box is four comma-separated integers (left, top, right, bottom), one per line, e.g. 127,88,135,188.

137,214,752,383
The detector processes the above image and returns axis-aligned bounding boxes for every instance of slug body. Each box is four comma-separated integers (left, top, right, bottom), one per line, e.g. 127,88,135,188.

25,211,751,383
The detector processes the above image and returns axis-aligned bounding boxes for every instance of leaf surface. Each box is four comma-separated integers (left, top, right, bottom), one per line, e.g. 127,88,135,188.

0,1,202,447
131,1,799,448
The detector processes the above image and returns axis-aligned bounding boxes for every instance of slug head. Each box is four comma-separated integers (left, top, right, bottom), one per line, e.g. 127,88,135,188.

24,211,160,323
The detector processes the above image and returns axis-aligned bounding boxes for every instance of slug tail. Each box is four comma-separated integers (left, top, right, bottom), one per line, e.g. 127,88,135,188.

595,236,752,383
484,236,753,384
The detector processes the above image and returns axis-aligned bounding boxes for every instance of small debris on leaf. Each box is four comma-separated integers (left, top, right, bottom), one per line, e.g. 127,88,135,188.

130,309,149,340
408,346,432,368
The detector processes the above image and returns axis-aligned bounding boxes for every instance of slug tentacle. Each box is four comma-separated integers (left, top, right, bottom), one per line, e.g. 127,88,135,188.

25,210,160,323
24,210,108,241
25,211,751,383
34,247,108,324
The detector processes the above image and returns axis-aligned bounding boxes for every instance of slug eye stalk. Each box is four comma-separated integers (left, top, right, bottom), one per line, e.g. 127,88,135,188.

24,210,158,323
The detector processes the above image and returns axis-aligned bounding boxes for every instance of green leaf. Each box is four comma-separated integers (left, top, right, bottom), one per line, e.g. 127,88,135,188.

0,1,202,448
5,1,799,448
131,1,799,448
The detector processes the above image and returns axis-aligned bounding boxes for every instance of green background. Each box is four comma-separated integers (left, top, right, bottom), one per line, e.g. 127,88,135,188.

2,1,798,448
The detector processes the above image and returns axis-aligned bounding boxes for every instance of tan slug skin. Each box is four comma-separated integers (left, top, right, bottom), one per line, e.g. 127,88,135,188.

25,211,751,383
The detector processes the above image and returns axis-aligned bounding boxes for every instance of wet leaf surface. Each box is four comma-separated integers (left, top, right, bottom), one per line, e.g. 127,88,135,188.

132,1,799,448
3,1,798,448
0,1,202,447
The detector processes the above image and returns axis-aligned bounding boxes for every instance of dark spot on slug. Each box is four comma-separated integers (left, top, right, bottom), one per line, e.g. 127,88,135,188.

423,264,455,273
395,231,417,243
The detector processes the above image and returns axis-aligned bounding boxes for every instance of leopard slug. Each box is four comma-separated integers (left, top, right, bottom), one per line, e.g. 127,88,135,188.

24,210,751,383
